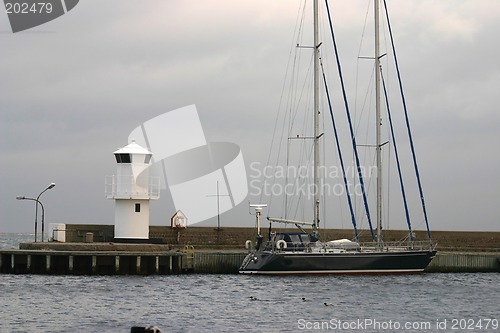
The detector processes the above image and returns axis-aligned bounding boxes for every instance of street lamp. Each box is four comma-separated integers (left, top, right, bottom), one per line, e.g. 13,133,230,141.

16,196,43,242
16,182,55,242
37,183,55,242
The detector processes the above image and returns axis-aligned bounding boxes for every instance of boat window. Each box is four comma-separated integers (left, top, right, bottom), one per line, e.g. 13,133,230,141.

275,234,287,242
289,234,302,245
299,234,311,243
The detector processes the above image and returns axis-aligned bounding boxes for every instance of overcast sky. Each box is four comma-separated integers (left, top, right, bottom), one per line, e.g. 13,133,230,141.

1,0,499,234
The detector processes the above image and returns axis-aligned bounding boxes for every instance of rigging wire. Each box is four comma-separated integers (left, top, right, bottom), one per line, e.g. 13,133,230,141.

353,0,372,228
283,6,310,219
321,59,359,241
263,0,308,214
354,0,372,123
382,0,432,239
286,55,314,220
381,70,414,241
325,0,374,239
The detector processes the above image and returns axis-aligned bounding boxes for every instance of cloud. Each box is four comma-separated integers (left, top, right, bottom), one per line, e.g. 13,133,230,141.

1,0,499,233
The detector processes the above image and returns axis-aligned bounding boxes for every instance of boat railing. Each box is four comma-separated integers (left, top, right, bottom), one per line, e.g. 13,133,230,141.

265,240,312,253
359,240,437,252
264,240,436,253
266,240,359,253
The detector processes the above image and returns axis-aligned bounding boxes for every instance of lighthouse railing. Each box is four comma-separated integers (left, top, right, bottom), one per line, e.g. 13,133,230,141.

105,175,160,200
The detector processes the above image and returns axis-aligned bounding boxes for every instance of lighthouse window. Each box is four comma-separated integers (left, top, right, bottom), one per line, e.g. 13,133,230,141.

115,153,131,163
144,154,152,164
135,203,141,212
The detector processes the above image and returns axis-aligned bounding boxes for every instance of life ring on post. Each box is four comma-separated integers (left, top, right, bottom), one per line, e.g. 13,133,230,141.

276,240,287,250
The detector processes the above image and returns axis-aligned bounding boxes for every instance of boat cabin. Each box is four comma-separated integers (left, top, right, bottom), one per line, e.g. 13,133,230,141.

265,232,319,252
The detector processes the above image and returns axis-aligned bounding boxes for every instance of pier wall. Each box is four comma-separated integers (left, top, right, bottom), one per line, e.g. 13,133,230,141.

0,249,184,275
64,224,500,252
426,253,500,273
1,225,497,275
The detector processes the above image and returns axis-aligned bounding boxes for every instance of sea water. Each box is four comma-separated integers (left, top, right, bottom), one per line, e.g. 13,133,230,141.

1,234,499,333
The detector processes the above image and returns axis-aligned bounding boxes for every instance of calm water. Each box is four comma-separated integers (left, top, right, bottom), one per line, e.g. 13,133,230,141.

1,234,499,333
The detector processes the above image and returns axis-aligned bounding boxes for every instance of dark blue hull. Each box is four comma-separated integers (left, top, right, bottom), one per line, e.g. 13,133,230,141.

240,250,437,275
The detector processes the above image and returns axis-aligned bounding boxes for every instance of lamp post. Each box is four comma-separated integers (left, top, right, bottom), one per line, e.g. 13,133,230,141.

37,183,55,242
16,196,43,242
16,182,55,242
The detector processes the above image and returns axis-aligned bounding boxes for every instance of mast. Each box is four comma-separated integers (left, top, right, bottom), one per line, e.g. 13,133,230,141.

313,0,320,237
375,0,383,248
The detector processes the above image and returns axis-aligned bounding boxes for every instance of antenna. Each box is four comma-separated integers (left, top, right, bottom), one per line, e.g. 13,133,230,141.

249,203,267,209
249,203,267,235
249,203,267,214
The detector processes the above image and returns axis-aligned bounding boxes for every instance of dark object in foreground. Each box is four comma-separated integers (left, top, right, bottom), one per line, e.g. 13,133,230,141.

131,326,162,333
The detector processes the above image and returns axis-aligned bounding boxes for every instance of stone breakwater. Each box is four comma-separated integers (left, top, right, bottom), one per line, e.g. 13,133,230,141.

0,225,498,275
63,225,500,252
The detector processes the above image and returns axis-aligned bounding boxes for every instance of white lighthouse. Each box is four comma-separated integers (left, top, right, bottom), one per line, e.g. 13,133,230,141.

106,141,160,240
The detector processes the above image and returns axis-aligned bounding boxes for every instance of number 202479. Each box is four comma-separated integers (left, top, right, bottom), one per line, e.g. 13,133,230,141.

5,2,53,14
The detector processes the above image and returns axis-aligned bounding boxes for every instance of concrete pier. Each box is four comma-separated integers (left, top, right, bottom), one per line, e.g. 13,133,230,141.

187,252,247,274
1,226,498,275
426,252,500,273
0,243,184,275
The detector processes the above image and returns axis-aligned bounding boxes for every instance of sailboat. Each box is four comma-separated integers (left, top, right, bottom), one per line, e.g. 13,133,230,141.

239,0,437,274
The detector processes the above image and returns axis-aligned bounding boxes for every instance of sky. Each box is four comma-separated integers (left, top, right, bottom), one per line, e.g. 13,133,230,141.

1,0,499,234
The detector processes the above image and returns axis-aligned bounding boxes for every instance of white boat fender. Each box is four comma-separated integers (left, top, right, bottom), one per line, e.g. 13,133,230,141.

245,240,253,250
276,240,287,250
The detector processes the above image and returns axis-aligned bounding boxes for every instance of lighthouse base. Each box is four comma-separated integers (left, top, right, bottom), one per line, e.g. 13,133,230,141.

114,199,150,239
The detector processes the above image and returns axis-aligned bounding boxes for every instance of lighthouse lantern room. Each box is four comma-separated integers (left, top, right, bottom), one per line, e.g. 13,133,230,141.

106,140,160,240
